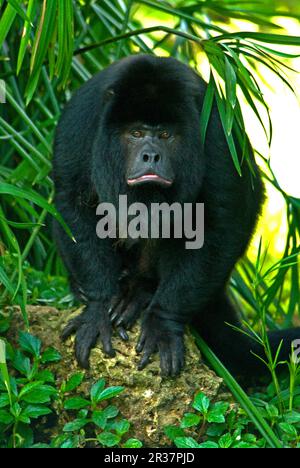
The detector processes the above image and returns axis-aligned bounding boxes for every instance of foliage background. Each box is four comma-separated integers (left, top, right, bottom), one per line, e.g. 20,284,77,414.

0,0,299,333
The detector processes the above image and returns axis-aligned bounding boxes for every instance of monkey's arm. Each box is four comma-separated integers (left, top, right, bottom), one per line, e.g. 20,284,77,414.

54,184,122,367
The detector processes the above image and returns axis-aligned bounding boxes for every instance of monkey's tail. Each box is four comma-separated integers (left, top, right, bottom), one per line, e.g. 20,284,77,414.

192,294,300,381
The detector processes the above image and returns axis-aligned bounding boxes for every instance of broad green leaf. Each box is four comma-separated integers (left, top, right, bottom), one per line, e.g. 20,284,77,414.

174,437,200,448
97,431,121,447
193,392,210,414
180,412,201,428
41,347,61,363
92,410,107,429
0,409,14,424
112,419,130,436
64,373,85,393
219,432,233,448
90,378,106,402
0,393,10,408
18,332,41,358
63,418,89,432
64,397,90,410
20,384,57,404
198,441,219,448
164,425,185,441
22,405,52,419
207,402,229,423
123,438,143,448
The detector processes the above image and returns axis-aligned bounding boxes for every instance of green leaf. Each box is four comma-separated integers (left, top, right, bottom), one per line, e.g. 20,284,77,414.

192,392,210,414
41,347,61,363
64,397,90,410
198,441,219,448
64,373,85,393
18,331,41,358
174,437,200,449
283,411,300,424
219,433,233,448
0,393,10,408
35,370,55,383
207,402,229,423
180,412,201,428
90,378,106,402
22,405,52,419
279,423,297,438
0,409,14,424
17,0,36,74
112,419,130,436
123,438,143,448
0,3,17,46
103,405,119,419
265,404,279,420
60,436,80,448
92,410,107,429
214,31,300,46
20,384,57,404
0,183,74,241
12,350,31,377
6,0,32,23
164,425,185,441
92,384,124,403
97,431,121,447
30,443,50,448
200,76,214,147
233,441,258,448
63,418,89,432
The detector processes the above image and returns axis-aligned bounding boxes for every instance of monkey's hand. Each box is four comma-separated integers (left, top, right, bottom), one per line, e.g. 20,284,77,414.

136,309,185,377
61,301,115,368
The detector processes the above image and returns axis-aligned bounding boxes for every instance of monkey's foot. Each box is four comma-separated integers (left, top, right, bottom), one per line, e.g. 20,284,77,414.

110,288,152,332
136,311,185,377
61,301,115,368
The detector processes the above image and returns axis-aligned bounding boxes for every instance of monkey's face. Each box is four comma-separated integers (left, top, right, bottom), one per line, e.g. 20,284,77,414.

123,123,177,189
95,56,207,205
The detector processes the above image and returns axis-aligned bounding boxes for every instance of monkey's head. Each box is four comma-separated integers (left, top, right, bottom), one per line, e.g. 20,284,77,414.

93,55,207,205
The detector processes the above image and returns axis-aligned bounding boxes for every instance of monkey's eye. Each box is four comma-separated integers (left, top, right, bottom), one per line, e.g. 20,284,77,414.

160,131,170,139
131,130,143,138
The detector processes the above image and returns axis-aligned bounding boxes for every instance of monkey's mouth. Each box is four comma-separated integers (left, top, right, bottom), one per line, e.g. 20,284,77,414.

127,173,173,187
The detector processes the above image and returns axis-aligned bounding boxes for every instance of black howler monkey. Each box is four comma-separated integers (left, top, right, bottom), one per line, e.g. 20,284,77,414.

53,55,300,379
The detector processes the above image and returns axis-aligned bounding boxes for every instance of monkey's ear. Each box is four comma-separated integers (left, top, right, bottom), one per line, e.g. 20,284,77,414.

104,88,115,102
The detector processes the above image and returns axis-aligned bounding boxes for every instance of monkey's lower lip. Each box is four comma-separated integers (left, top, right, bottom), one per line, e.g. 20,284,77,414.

127,174,173,187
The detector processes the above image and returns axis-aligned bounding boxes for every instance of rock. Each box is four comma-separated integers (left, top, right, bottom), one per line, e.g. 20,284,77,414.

10,305,223,446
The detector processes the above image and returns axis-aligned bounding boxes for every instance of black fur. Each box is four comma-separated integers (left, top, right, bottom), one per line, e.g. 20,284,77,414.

53,55,299,379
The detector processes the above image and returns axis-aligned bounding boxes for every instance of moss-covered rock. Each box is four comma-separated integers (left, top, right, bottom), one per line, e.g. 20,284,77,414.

11,305,223,446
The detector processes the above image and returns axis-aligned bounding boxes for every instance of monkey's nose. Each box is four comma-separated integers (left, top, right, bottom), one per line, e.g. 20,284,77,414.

142,152,161,164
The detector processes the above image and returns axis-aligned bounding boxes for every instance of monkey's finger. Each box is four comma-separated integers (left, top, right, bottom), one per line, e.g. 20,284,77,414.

61,317,82,341
136,331,146,353
137,349,153,370
109,296,123,317
117,327,129,341
115,302,141,329
99,325,115,357
159,343,172,377
171,340,185,376
75,324,99,368
110,299,128,324
137,338,157,370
